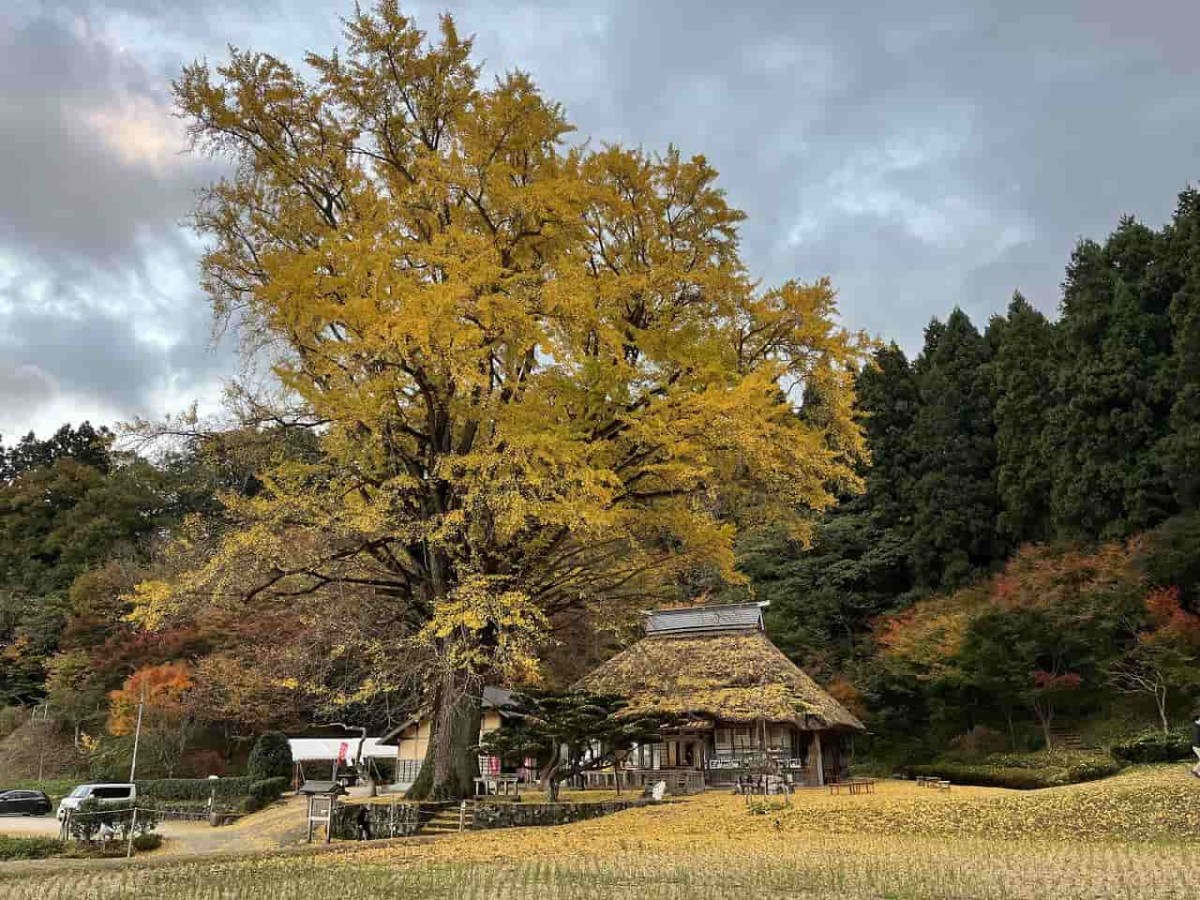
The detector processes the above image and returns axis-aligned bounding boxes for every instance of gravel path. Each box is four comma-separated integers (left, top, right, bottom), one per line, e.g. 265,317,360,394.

0,796,311,855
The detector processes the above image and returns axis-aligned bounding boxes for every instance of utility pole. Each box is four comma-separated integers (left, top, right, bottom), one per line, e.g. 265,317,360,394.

128,681,146,783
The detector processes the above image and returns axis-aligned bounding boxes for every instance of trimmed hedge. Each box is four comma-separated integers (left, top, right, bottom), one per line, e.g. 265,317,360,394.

137,776,254,801
908,750,1121,790
0,836,64,861
242,776,291,812
1110,729,1194,764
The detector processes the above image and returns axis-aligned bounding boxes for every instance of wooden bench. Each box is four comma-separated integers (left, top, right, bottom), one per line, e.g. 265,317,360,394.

828,778,875,796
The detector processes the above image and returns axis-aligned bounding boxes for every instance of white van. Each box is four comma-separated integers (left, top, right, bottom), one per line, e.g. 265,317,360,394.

56,783,137,821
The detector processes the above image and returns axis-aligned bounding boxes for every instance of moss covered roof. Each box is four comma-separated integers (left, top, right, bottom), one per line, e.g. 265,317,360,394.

577,630,864,731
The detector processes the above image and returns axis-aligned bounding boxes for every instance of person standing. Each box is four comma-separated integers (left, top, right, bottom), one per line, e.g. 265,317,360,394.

1192,716,1200,778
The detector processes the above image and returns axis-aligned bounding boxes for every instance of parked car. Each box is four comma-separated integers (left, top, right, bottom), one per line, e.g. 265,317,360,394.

56,783,137,821
0,789,52,816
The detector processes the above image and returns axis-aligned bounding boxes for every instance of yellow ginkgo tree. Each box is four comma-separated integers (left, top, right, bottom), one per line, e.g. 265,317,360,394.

146,0,867,799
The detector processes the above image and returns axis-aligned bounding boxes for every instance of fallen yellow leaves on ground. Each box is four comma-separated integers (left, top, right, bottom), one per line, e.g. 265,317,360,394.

4,765,1198,899
342,763,1199,867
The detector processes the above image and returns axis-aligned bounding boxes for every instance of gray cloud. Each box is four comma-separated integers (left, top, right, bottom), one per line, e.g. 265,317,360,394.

2,0,1200,438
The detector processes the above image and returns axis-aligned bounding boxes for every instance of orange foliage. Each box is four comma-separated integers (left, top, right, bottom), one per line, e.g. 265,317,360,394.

1144,587,1200,635
1140,585,1200,651
875,592,979,677
876,540,1144,674
988,542,1137,612
107,661,193,736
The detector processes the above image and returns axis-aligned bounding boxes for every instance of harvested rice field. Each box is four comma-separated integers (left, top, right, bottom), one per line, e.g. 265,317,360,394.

2,765,1197,899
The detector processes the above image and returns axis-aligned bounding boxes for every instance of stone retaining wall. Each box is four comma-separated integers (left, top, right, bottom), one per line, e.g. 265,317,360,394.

330,801,424,840
329,797,648,840
472,798,648,830
156,803,216,821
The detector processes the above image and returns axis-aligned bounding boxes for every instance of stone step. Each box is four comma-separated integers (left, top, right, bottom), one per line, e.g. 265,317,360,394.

418,802,475,833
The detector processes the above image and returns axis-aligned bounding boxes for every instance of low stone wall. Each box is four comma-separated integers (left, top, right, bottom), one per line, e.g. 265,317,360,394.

472,798,648,830
329,797,649,840
330,801,423,840
156,803,218,821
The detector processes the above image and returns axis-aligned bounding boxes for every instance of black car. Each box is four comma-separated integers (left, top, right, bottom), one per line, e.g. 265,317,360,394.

0,790,52,816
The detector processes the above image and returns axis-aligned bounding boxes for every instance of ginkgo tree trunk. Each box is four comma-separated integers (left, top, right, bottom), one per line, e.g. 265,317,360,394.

143,1,866,800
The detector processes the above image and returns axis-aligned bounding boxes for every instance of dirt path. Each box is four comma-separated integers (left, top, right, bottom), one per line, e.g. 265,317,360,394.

0,796,311,856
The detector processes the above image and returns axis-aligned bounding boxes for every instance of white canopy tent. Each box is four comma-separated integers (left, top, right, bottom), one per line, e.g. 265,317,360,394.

287,738,397,763
287,737,398,789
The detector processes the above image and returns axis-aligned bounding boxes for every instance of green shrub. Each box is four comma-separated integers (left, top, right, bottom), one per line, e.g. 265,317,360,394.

11,777,79,802
0,836,64,861
248,732,293,783
131,833,162,852
945,725,1010,760
137,776,254,801
238,777,289,814
244,776,290,812
980,749,1112,770
908,763,1047,789
63,798,159,843
909,750,1121,789
1110,729,1194,763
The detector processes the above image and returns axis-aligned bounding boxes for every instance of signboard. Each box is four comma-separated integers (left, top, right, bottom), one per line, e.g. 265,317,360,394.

310,796,333,819
307,795,335,844
708,757,808,771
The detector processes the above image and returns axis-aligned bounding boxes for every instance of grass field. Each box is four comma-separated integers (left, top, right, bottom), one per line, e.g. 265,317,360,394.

1,765,1197,899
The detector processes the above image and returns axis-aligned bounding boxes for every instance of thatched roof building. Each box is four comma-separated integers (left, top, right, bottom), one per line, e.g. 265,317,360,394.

577,601,864,786
581,630,863,730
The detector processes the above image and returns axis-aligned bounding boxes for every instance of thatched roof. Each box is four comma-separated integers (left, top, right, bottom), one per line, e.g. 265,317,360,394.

577,630,864,731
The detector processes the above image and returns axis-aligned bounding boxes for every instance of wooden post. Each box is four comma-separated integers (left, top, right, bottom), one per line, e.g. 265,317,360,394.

811,731,824,787
128,682,146,783
126,807,138,859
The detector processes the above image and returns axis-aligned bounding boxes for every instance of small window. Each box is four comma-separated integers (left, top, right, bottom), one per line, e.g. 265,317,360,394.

94,786,132,800
732,727,752,751
714,728,732,755
768,726,793,753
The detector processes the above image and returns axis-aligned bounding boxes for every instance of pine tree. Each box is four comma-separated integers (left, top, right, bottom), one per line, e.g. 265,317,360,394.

1050,219,1177,538
858,344,921,539
908,310,1001,591
754,345,920,670
986,294,1057,544
1162,189,1200,508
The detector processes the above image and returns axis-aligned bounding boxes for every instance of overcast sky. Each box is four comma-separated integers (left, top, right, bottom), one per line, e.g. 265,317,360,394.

2,0,1199,440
